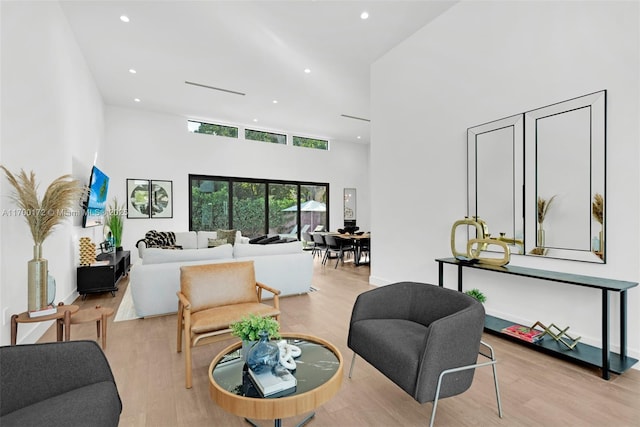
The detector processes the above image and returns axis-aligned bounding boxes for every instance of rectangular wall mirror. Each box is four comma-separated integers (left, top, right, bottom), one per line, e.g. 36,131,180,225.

344,188,356,223
467,114,524,254
468,90,606,263
524,90,606,263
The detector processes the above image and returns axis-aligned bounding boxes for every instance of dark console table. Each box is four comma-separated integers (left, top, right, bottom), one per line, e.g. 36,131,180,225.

435,257,638,379
77,250,130,298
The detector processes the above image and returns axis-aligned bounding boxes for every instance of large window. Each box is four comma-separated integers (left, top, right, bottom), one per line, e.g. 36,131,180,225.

189,175,328,239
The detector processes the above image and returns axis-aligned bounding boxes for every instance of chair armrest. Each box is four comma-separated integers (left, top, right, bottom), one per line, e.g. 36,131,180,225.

256,282,280,310
256,281,281,296
177,291,191,310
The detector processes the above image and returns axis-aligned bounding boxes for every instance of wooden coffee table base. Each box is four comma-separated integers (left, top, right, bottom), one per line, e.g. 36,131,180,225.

209,333,343,426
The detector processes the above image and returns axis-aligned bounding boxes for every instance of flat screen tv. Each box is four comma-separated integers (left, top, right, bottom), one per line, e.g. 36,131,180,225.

82,165,110,228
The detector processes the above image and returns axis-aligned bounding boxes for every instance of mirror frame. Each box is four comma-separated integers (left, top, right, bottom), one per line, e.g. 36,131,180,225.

467,113,524,254
524,90,606,263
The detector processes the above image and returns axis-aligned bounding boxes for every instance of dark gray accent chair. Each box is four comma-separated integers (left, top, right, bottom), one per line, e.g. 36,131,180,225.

348,282,502,427
0,340,122,427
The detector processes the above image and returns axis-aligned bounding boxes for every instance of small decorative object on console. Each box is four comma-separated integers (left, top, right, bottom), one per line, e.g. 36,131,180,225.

450,217,511,266
531,321,582,350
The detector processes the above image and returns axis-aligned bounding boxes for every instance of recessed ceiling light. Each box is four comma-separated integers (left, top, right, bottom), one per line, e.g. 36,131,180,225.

120,15,130,23
357,136,361,139
304,68,311,74
360,11,369,20
253,118,258,122
272,100,278,104
129,69,137,74
134,98,140,103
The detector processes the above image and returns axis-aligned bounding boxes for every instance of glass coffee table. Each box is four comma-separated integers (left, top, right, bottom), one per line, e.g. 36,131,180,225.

209,333,343,427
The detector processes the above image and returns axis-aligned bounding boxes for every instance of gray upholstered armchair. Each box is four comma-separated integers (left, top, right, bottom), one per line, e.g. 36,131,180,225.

0,340,122,427
348,282,502,426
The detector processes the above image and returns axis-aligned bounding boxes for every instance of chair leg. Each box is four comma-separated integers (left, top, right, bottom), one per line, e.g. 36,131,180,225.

429,341,503,427
185,338,192,389
348,353,357,378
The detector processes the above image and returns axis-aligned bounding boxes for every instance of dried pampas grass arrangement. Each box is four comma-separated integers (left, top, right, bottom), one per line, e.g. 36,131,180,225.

1,166,84,245
592,193,604,224
537,195,557,225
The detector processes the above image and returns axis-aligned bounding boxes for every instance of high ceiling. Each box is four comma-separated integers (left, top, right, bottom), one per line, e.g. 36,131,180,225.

59,1,456,145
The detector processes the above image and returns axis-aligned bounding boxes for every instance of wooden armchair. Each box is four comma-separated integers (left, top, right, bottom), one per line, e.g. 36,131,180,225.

177,261,281,388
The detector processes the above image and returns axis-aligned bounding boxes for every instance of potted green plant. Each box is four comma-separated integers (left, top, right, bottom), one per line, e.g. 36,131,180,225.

105,197,124,250
231,314,281,360
465,288,487,303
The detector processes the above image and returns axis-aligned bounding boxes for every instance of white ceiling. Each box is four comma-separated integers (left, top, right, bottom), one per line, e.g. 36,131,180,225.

59,1,456,144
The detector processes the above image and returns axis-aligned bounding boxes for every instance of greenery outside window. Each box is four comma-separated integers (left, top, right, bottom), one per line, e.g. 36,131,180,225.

189,175,329,239
245,129,286,145
188,120,238,138
293,136,329,150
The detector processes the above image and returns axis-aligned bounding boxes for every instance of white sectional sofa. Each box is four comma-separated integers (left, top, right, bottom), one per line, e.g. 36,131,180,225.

130,231,313,317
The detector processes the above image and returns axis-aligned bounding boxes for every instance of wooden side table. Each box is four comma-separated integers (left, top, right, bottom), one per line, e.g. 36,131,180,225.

69,305,115,349
11,303,79,345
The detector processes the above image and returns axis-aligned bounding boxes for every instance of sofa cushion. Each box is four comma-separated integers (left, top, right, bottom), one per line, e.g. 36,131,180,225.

233,241,303,257
197,231,217,249
208,238,228,247
143,244,233,265
216,229,237,245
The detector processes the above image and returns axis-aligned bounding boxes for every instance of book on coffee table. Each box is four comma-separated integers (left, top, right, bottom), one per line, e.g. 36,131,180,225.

248,366,297,397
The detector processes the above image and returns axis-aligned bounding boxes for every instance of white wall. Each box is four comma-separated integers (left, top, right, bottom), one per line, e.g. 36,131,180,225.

0,1,106,345
102,106,370,264
371,0,639,360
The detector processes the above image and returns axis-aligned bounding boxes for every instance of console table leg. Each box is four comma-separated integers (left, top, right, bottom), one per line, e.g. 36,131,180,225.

601,290,610,380
621,290,627,359
438,262,444,287
457,265,463,292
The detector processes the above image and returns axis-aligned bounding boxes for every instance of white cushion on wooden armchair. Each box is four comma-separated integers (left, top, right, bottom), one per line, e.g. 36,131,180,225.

177,260,281,388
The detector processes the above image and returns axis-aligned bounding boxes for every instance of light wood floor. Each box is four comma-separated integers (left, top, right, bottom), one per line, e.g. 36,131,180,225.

40,257,640,426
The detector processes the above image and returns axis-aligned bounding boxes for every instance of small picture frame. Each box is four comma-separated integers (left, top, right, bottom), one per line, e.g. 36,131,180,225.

150,180,173,218
126,179,150,218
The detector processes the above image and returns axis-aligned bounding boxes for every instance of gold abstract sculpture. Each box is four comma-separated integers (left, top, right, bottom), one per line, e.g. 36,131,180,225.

468,238,511,266
450,217,510,266
531,321,581,350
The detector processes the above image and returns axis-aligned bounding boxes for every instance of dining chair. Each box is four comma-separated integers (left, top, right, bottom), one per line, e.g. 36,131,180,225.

323,235,355,268
311,233,327,259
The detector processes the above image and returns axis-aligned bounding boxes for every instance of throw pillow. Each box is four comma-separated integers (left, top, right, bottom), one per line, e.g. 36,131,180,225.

249,235,268,244
216,229,237,245
144,230,177,248
258,235,280,245
208,238,228,248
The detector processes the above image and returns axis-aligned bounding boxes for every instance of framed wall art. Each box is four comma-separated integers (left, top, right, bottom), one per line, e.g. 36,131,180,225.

150,180,173,218
126,179,150,218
